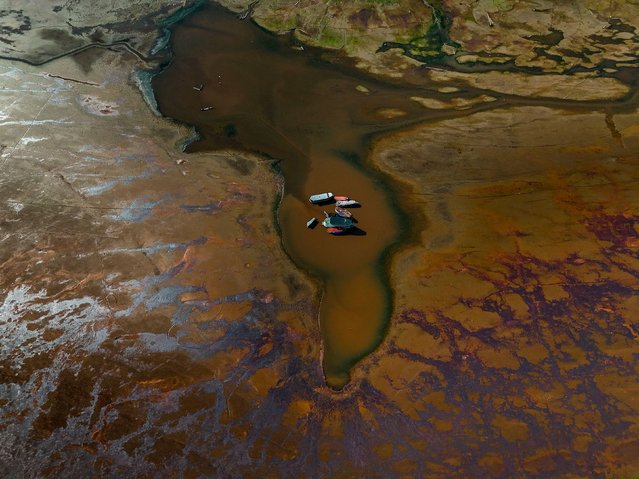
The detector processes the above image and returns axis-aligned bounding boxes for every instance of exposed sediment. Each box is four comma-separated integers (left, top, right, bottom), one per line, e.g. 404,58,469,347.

1,1,639,478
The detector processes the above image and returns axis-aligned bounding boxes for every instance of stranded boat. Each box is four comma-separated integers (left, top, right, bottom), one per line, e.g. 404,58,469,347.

322,216,354,229
334,206,352,218
309,192,334,204
335,199,360,207
307,193,359,236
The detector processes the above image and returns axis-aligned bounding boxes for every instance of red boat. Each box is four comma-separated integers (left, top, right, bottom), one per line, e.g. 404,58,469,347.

326,227,347,235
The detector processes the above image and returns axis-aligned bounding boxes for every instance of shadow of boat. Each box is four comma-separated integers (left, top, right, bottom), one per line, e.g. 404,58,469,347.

343,226,366,236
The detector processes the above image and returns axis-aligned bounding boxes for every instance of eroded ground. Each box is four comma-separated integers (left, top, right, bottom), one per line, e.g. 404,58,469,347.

366,105,639,477
218,0,639,89
0,49,322,477
1,1,639,478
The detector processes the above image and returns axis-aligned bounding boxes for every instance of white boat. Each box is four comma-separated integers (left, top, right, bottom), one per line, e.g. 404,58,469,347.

309,192,334,204
335,199,359,207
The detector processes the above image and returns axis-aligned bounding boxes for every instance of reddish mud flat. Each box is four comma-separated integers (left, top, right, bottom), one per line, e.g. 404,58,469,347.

4,1,639,477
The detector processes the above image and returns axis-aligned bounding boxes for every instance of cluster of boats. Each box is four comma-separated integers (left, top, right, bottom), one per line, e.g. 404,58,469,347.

307,192,360,235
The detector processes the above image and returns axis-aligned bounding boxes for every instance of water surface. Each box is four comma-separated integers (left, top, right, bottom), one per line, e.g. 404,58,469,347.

153,4,639,388
153,4,444,387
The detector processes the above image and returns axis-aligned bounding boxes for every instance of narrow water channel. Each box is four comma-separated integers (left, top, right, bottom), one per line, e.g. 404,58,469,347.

152,5,438,388
151,3,591,389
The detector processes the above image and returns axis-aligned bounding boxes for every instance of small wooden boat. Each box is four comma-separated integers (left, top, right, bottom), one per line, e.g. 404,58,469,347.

334,195,350,201
335,199,360,207
309,192,334,204
322,216,354,229
306,217,317,228
326,227,347,235
335,206,352,218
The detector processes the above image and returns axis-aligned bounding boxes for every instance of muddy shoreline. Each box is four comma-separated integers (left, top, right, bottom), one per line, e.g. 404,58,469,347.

151,4,419,388
151,2,639,390
2,1,639,477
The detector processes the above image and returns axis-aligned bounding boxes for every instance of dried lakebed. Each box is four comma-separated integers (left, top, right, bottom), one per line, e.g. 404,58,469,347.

3,1,639,477
153,4,639,389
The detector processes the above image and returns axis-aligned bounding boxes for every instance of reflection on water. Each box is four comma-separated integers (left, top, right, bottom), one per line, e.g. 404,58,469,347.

152,4,443,387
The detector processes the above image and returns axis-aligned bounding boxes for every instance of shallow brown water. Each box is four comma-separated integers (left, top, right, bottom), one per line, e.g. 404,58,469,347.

152,4,444,387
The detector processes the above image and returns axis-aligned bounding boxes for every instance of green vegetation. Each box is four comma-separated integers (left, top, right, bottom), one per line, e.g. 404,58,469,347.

377,1,459,63
333,0,400,4
319,27,346,48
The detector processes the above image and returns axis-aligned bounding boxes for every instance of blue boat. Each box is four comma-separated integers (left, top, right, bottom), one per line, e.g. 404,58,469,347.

322,216,354,229
309,192,334,204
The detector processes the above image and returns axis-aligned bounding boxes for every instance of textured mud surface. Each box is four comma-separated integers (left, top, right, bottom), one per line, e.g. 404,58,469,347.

0,50,320,477
218,0,639,91
0,0,205,65
367,106,639,477
1,1,639,478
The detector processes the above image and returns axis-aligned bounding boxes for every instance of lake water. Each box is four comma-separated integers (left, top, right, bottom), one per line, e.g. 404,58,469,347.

153,4,446,388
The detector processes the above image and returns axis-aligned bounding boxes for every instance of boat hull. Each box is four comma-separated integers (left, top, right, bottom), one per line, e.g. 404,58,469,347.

335,206,352,218
322,216,354,229
335,199,359,207
309,192,334,204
